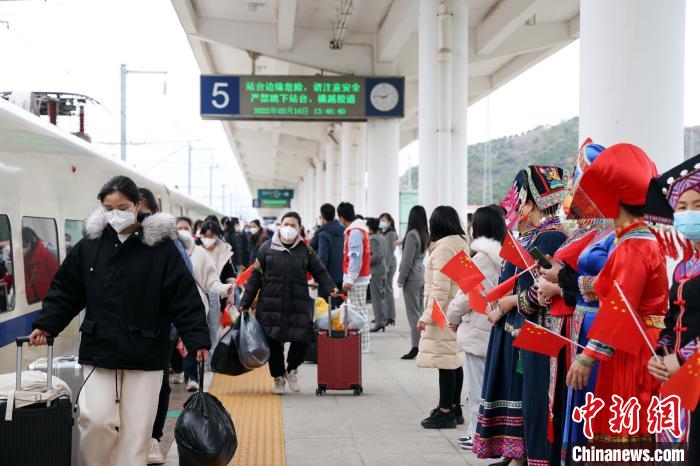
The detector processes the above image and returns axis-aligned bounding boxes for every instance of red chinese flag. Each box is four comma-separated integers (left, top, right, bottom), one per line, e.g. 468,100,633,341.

500,231,536,270
468,284,489,315
585,284,645,354
431,298,447,330
440,250,486,294
660,352,700,411
485,274,518,302
553,231,597,272
236,265,254,287
512,320,569,357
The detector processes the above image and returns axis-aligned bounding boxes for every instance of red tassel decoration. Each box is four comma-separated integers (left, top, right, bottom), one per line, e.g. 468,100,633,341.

650,227,667,256
665,229,679,260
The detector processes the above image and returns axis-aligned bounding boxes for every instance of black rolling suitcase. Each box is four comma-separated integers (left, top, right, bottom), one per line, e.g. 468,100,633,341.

0,336,72,466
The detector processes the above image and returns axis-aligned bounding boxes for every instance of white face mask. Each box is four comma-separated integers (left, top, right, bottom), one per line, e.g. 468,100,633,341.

103,208,136,233
280,226,298,242
249,227,259,235
177,229,193,240
201,237,216,248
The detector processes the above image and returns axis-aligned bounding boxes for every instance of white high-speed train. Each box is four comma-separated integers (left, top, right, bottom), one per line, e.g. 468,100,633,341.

0,97,221,371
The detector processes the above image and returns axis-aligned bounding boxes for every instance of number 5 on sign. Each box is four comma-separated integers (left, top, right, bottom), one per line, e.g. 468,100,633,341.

200,76,240,117
211,82,229,109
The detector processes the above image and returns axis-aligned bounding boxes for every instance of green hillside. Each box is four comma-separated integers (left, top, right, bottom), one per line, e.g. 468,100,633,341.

400,117,700,205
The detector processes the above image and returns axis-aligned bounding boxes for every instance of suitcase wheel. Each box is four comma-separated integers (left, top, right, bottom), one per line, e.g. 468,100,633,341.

352,384,363,396
316,385,326,396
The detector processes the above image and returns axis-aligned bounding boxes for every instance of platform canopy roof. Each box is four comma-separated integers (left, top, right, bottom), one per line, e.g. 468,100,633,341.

172,0,580,190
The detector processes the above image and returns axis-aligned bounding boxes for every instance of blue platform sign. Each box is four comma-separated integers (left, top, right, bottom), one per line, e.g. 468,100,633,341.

200,75,404,121
200,75,240,117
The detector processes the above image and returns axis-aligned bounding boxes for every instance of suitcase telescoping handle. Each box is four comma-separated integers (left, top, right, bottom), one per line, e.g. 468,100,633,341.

16,335,55,391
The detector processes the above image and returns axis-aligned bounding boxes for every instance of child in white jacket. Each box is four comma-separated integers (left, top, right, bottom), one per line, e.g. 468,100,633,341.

446,207,505,448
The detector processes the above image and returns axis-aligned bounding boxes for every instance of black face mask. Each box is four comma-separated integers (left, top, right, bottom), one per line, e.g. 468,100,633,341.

137,212,152,223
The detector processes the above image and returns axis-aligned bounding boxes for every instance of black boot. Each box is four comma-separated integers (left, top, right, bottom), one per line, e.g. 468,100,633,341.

401,347,418,360
421,408,457,429
452,405,465,425
369,325,385,333
387,319,395,326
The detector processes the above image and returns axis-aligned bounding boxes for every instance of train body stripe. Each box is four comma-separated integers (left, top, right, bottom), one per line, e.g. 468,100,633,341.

0,310,40,347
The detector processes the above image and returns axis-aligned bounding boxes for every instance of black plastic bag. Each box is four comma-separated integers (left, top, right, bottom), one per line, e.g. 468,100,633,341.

234,312,270,370
175,363,237,466
210,323,250,376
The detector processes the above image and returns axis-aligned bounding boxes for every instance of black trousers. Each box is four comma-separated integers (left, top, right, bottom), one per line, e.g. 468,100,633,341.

438,367,464,410
268,338,307,378
152,338,176,440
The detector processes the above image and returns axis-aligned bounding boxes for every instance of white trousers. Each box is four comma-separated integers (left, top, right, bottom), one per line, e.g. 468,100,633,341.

464,353,486,438
78,366,163,466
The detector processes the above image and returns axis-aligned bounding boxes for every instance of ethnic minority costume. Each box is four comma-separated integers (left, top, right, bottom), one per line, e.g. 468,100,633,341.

646,154,700,463
557,230,615,462
473,258,524,460
570,143,668,444
552,140,617,461
474,165,569,465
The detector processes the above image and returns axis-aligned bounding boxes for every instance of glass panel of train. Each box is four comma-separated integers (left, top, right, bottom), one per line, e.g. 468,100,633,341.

0,215,14,312
22,217,60,305
64,219,85,256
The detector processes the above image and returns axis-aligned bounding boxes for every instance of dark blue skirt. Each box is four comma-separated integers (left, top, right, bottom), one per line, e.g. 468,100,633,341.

473,311,525,459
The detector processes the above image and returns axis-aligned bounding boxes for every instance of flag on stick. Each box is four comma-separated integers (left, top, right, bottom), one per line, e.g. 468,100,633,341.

468,284,489,315
513,320,577,357
440,250,487,294
485,274,518,302
484,264,538,302
500,231,537,271
585,281,649,355
236,265,254,287
553,231,597,272
660,352,700,411
431,298,448,329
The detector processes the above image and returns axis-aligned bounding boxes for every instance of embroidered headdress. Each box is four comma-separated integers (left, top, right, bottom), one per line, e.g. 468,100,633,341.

564,138,606,218
501,165,570,229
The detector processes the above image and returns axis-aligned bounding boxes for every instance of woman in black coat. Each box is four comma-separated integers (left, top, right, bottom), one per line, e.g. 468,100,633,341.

29,176,210,466
239,211,336,395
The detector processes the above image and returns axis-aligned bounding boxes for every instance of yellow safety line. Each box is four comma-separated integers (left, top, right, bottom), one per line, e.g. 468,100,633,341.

209,366,286,466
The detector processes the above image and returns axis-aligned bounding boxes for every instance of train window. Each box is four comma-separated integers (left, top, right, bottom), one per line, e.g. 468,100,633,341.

0,215,14,312
21,217,60,305
64,219,84,257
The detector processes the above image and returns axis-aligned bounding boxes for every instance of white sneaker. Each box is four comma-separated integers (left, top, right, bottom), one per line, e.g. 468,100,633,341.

285,370,300,392
272,376,286,395
147,438,164,464
170,372,185,384
186,380,199,392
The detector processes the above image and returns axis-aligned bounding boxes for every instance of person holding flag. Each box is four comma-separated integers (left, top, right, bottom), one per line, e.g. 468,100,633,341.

534,141,617,459
474,166,569,466
416,206,468,429
445,205,506,449
564,143,668,446
645,153,700,462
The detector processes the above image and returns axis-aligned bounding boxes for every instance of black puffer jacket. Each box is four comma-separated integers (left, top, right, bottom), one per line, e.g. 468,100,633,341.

239,233,335,344
32,210,210,371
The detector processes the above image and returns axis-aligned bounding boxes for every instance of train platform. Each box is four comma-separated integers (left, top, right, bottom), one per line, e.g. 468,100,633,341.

161,303,492,466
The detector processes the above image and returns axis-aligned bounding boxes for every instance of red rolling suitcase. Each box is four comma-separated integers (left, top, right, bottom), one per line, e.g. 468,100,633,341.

316,298,363,396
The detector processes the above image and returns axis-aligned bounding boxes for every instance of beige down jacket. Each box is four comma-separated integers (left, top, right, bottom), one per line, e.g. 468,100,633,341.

416,234,468,370
446,237,502,358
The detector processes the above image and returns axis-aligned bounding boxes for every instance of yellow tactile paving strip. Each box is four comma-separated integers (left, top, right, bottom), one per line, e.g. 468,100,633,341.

208,366,286,466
